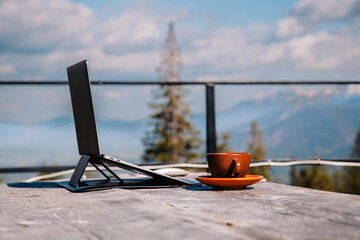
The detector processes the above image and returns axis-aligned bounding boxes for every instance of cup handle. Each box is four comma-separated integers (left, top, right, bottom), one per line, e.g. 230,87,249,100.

234,158,241,177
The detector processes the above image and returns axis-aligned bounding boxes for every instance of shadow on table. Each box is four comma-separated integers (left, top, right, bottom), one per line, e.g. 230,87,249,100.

7,182,60,189
184,184,254,191
7,181,255,191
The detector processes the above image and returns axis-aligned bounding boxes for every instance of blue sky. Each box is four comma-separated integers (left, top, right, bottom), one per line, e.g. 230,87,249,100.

0,0,360,122
1,0,359,81
73,0,298,27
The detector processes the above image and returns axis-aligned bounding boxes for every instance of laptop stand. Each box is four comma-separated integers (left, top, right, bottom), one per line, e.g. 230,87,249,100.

57,59,193,192
57,155,192,192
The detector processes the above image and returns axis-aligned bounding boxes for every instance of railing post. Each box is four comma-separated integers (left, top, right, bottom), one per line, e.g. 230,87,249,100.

206,83,216,153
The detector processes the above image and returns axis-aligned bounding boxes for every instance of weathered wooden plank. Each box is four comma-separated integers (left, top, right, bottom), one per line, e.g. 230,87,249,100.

0,177,359,240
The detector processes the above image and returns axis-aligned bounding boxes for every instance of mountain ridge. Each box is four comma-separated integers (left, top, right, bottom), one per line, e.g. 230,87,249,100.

1,86,360,167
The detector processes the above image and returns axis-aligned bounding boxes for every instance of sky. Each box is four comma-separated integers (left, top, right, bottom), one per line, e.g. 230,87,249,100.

1,0,360,122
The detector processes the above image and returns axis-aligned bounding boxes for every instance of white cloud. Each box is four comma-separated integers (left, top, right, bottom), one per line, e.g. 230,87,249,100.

275,0,360,39
288,31,360,70
0,0,186,79
347,85,360,95
288,33,318,60
0,103,18,112
0,87,71,123
294,0,360,23
260,43,287,63
0,0,360,84
104,90,128,99
88,48,159,74
0,64,16,74
276,17,303,38
0,0,95,52
183,27,264,71
276,0,360,39
100,10,162,48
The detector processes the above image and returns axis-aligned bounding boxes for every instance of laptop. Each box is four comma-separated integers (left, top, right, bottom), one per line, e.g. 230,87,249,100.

57,60,191,192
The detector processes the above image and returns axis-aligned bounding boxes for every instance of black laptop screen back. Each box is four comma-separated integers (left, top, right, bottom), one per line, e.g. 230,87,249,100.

67,60,101,157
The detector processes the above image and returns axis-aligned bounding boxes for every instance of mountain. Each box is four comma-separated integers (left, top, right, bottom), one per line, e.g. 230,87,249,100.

264,103,360,158
1,85,360,168
224,86,360,159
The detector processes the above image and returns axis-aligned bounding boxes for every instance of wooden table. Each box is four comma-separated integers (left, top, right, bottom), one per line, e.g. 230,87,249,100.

1,175,360,240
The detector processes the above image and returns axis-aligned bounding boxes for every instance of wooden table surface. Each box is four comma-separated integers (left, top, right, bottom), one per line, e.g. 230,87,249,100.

1,175,360,240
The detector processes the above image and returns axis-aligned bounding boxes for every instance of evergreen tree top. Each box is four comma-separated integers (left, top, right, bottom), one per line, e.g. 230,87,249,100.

157,22,182,82
167,22,176,44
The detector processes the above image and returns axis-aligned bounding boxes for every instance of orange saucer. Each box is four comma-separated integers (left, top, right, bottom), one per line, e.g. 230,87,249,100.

195,175,263,190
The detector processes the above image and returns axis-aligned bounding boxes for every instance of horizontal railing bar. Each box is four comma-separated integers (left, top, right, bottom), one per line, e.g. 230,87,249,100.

1,80,360,85
22,160,360,182
251,160,360,167
1,158,360,173
0,165,76,173
252,158,360,163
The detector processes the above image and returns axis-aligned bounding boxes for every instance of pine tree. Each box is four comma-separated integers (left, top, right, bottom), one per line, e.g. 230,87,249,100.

291,165,331,191
290,165,298,185
308,165,331,191
142,22,202,163
342,129,360,194
290,155,298,185
351,129,360,157
246,120,269,179
331,168,344,193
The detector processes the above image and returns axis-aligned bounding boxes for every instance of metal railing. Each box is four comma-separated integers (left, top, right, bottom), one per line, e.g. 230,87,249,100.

16,157,360,183
1,79,360,173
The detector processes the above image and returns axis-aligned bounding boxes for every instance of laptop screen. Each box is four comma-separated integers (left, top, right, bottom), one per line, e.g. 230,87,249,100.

67,60,101,157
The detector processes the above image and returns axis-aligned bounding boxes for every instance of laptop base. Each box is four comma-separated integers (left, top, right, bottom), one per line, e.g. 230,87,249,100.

57,155,193,192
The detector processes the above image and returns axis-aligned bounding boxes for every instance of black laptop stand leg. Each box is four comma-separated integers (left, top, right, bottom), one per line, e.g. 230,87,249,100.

58,154,193,192
68,155,91,187
58,155,125,191
68,155,125,187
90,161,111,181
98,160,124,184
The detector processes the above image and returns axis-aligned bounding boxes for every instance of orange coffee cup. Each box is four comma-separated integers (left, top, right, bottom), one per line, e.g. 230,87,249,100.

207,153,251,178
